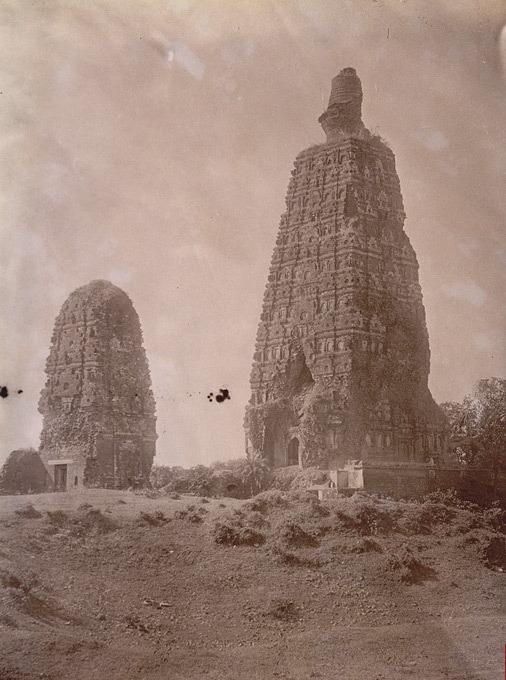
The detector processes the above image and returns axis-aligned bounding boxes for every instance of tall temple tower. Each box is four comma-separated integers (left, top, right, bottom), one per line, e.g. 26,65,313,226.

38,280,157,490
245,68,448,482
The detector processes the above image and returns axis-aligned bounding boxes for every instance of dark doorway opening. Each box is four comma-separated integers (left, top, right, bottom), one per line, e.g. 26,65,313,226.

287,438,300,466
226,483,239,497
54,464,68,492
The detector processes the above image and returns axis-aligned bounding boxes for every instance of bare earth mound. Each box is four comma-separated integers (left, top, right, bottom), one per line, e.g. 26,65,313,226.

0,489,504,680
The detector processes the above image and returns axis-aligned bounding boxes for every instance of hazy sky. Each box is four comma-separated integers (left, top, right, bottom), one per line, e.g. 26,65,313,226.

1,0,505,467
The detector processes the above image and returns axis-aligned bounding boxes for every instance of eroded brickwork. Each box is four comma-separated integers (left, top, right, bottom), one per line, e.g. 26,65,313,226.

245,68,448,471
38,280,157,489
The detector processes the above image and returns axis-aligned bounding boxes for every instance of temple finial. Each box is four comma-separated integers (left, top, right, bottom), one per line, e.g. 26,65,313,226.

319,67,365,141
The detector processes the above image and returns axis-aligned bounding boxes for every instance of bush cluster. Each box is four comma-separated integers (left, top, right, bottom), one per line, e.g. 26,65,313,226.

45,507,117,537
212,509,267,546
385,544,436,584
150,461,253,498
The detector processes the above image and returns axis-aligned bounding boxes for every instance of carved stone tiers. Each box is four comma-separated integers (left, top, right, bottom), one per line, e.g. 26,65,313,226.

245,69,448,471
38,280,157,489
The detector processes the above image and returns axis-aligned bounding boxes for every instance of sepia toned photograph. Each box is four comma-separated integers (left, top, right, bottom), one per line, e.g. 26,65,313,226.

0,1,505,678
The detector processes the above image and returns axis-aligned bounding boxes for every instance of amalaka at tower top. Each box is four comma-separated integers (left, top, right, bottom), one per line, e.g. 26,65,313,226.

318,67,366,141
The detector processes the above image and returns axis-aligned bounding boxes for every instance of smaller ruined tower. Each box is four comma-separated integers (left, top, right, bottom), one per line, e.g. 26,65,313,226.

38,280,157,490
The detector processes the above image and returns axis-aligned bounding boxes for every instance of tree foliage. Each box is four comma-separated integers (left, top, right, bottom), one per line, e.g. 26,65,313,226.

149,457,271,498
149,465,214,495
240,453,271,496
440,377,506,480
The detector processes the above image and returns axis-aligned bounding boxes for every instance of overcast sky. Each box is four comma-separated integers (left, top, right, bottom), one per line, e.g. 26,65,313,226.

1,0,505,467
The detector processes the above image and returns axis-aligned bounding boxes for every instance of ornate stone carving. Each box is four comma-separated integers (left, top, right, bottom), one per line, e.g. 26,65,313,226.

38,280,157,489
245,69,448,470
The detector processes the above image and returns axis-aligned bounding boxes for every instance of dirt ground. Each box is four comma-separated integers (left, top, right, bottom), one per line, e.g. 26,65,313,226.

0,488,504,680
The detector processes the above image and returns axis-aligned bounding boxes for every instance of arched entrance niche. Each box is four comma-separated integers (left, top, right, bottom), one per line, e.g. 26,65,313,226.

287,437,300,466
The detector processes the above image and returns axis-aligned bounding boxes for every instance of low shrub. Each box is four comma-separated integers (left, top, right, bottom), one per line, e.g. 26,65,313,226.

423,489,479,512
45,508,117,536
137,511,170,526
243,489,288,513
307,497,331,517
417,500,456,526
1,572,28,591
46,510,69,528
213,523,265,546
481,505,505,532
385,544,436,584
14,504,41,519
460,530,506,571
483,535,506,570
270,466,330,492
269,545,319,568
275,522,319,548
70,509,117,536
174,508,203,523
396,505,432,535
334,495,398,536
264,598,301,621
187,512,204,524
0,570,60,620
212,509,266,546
348,537,383,554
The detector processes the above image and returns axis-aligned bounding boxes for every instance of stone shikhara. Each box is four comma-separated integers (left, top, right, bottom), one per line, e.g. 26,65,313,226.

244,69,449,483
9,69,454,496
38,280,157,490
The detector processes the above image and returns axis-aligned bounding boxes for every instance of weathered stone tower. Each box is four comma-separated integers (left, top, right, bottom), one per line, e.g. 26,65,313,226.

39,280,157,490
245,68,448,483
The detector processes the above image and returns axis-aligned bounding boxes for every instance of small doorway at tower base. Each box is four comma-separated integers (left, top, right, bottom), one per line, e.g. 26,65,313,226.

47,458,74,492
286,437,300,466
54,464,68,492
